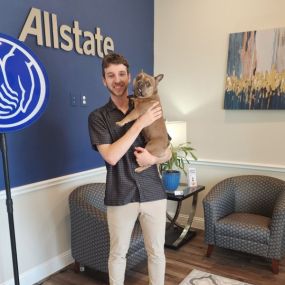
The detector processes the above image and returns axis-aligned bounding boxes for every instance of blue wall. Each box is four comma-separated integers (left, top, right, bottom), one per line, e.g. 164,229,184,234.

0,0,154,189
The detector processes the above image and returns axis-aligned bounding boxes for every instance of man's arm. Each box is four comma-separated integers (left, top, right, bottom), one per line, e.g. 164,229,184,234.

97,102,162,166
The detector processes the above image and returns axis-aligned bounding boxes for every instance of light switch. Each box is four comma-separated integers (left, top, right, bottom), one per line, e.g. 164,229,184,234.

70,93,77,106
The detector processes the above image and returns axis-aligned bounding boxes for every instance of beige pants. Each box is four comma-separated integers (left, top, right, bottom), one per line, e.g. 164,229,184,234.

107,199,167,285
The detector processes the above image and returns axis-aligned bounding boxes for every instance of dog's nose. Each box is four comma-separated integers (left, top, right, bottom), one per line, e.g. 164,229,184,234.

135,82,143,97
137,81,144,89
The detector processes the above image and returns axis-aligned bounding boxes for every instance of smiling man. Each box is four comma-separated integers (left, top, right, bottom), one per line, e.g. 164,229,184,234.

88,53,171,285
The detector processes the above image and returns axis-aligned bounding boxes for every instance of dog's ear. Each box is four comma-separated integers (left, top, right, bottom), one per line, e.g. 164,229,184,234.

155,74,164,84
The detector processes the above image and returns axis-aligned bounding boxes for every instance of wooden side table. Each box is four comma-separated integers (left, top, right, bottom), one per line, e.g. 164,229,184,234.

165,183,205,249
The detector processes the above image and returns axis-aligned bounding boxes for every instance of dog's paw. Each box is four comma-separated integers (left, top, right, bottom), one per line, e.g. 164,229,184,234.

135,167,143,173
135,166,150,173
116,121,124,127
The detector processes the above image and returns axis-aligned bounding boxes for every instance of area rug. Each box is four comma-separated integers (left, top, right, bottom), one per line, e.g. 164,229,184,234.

179,269,252,285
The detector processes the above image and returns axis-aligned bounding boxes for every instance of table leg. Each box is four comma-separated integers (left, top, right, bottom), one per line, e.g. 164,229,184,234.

172,193,197,247
165,193,198,249
166,201,182,230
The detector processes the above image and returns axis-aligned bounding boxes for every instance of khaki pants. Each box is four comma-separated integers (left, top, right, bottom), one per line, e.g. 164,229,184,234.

107,199,167,285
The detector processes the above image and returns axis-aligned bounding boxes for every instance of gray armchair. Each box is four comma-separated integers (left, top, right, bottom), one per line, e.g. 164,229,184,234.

203,175,285,274
69,183,147,276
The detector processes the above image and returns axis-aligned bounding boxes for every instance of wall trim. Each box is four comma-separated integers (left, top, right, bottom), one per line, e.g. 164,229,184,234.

1,158,284,200
190,158,285,173
0,167,106,199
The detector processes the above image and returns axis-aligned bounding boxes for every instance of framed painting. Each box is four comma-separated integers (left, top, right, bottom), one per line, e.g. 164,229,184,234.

224,27,285,110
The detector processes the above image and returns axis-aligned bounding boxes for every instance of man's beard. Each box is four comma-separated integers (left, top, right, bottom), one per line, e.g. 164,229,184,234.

107,84,128,98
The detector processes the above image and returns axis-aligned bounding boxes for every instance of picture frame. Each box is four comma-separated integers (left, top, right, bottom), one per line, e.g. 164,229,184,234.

224,27,285,110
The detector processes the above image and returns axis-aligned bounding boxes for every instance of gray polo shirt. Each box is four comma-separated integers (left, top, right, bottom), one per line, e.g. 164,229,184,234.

88,98,166,206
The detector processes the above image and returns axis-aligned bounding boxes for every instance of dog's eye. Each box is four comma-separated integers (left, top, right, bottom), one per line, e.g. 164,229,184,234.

146,82,151,87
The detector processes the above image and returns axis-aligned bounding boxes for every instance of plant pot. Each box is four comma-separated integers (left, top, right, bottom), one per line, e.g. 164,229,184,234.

162,170,181,191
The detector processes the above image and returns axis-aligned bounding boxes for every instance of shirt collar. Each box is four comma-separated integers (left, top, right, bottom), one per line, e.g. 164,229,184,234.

106,96,134,112
106,98,117,111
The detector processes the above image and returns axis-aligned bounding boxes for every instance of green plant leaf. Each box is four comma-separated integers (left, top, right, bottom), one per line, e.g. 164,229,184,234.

160,141,198,174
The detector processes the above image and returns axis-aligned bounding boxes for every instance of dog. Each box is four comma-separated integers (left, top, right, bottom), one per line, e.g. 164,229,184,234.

116,71,169,173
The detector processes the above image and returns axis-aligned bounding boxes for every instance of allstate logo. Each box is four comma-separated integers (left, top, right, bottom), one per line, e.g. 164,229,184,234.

0,33,49,133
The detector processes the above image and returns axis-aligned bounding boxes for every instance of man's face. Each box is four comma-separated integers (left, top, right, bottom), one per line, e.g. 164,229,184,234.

103,64,130,98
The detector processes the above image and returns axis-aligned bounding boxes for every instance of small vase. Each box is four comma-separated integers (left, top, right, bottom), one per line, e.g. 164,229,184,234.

162,170,181,191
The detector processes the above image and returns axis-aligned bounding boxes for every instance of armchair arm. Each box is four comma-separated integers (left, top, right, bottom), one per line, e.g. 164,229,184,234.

203,178,235,244
268,190,285,260
69,197,110,272
69,198,106,222
69,183,107,219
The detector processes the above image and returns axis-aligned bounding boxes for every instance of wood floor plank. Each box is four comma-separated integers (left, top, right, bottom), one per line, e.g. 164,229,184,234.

38,230,285,285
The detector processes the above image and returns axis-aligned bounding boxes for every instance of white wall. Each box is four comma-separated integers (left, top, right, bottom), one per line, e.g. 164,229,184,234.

2,2,285,284
0,169,106,285
154,0,285,218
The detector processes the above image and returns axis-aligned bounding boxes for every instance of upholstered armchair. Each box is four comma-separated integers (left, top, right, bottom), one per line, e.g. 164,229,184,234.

203,175,285,274
69,183,147,276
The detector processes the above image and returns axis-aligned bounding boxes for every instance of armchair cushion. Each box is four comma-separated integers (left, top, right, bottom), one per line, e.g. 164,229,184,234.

216,213,271,244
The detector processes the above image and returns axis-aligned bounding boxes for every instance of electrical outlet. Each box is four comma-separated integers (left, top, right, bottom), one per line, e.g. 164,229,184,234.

70,93,77,106
80,94,87,106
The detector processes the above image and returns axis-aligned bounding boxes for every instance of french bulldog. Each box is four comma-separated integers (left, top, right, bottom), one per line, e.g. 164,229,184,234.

116,71,169,172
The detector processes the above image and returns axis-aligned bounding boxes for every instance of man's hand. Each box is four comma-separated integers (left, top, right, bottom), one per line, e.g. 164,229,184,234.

134,147,155,167
136,101,162,129
134,146,172,167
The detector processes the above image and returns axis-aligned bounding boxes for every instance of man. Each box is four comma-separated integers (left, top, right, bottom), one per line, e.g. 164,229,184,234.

88,53,171,285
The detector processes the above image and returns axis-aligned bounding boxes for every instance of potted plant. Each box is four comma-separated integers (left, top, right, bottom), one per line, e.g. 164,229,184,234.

160,141,197,191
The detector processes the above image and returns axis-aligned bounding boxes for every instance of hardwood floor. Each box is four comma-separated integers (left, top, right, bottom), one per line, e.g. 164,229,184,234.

38,229,285,285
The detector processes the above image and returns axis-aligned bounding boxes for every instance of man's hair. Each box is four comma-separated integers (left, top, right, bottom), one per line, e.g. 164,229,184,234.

102,53,129,78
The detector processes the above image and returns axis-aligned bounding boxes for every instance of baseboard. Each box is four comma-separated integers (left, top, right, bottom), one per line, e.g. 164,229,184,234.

0,250,73,285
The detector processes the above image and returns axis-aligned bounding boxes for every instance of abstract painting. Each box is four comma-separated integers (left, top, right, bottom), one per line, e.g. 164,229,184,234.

224,27,285,109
